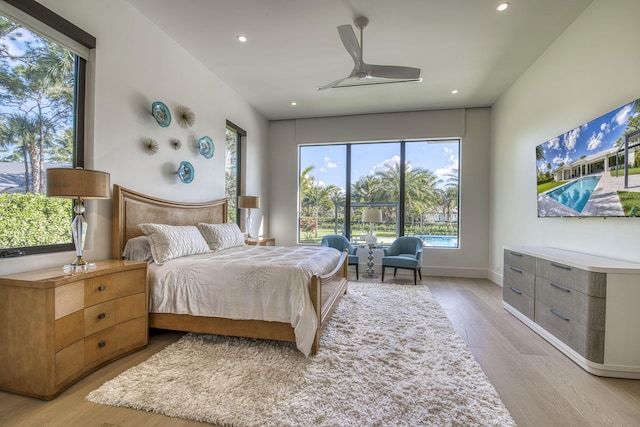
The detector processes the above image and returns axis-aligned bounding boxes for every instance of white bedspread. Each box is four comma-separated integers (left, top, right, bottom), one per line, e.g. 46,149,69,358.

148,245,341,356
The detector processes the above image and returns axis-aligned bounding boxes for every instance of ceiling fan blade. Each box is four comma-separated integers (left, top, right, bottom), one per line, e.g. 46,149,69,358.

337,24,362,65
367,64,421,80
317,77,348,91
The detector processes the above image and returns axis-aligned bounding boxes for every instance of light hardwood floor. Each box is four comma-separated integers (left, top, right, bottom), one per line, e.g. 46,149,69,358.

1,275,640,426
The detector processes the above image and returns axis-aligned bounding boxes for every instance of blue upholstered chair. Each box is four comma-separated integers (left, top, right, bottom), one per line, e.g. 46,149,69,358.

381,236,424,285
321,235,359,280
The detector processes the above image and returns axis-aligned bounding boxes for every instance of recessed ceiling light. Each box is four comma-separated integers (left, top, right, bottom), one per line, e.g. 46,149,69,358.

237,34,247,42
290,102,297,106
451,89,459,94
496,2,510,12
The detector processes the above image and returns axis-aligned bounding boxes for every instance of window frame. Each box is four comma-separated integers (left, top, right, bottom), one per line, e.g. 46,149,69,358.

298,139,460,248
0,0,95,257
225,120,245,227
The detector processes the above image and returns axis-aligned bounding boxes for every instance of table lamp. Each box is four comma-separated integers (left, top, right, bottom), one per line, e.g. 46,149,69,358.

46,167,110,270
238,195,260,240
362,208,382,245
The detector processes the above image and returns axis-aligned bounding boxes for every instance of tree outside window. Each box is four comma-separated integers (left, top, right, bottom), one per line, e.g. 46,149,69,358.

0,16,79,253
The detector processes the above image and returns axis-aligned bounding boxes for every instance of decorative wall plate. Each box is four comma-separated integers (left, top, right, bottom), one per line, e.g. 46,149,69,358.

152,101,171,127
177,161,194,183
198,136,214,159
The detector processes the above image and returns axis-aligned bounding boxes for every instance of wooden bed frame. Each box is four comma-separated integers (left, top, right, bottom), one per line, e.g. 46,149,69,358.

111,184,348,355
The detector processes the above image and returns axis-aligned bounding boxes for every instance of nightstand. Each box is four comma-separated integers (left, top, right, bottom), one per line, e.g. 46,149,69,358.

245,237,276,246
0,260,148,399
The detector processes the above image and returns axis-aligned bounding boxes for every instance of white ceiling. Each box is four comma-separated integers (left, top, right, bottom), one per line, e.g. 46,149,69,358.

127,0,593,121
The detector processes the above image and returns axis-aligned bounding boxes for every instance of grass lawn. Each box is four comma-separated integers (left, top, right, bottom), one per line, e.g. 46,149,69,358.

537,181,565,194
617,191,640,216
610,167,640,177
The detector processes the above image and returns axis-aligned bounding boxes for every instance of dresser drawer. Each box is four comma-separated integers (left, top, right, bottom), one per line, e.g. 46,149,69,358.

54,281,84,320
116,269,147,298
85,301,117,336
503,284,534,319
85,327,116,364
536,259,606,297
85,274,117,306
504,249,536,273
535,277,605,331
535,300,604,363
55,310,84,351
116,293,147,323
504,264,535,297
116,316,147,350
55,340,84,385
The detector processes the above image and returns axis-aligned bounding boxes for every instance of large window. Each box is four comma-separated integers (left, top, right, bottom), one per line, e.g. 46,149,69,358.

0,1,94,257
225,121,245,225
298,139,460,248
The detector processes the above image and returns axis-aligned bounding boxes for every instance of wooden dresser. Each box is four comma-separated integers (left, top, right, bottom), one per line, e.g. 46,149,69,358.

503,246,640,379
0,260,148,399
245,237,275,246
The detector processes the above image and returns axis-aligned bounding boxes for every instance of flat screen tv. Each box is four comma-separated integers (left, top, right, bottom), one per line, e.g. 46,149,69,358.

536,97,640,218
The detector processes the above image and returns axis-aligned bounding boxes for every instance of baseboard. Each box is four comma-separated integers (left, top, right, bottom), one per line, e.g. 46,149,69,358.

421,266,488,279
487,268,503,286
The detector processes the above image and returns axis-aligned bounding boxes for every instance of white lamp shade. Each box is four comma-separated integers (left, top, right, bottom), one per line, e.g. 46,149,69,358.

362,208,382,223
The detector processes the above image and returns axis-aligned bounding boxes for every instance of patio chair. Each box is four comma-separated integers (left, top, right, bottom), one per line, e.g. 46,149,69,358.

381,236,423,285
321,235,359,280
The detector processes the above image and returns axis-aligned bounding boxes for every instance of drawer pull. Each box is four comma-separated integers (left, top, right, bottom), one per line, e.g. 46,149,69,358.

509,266,523,274
509,287,523,295
510,251,523,257
97,312,106,319
550,262,571,271
98,340,106,348
550,282,571,293
98,285,106,291
550,309,570,321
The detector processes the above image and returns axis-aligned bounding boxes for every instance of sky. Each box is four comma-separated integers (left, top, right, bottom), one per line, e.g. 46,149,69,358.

300,139,459,190
537,99,638,173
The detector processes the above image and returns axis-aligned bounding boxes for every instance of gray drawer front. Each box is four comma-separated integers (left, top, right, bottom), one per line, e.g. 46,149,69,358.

535,278,605,331
503,285,534,319
504,249,536,273
535,301,604,363
504,264,535,297
536,259,606,297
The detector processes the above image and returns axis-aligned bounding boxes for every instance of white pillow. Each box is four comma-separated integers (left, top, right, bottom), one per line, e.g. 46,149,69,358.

122,236,154,262
197,223,245,251
138,223,210,265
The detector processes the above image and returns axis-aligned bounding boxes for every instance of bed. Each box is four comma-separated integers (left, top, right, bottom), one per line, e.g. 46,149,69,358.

111,185,348,356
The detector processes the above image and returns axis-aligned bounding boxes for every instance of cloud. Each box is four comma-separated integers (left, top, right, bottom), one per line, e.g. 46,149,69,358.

552,153,572,166
370,155,400,175
324,157,337,168
562,127,581,151
546,137,560,150
600,121,610,133
613,104,633,126
586,131,604,151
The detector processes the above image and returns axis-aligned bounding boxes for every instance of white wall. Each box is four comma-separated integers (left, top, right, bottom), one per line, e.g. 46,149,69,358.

489,0,640,283
0,0,268,275
269,107,492,277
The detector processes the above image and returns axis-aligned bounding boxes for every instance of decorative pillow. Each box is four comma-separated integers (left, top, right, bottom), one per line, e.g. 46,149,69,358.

197,223,245,251
122,236,154,262
138,223,210,265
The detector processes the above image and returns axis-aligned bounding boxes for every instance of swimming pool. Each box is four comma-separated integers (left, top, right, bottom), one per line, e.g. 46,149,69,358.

547,176,601,213
416,235,459,248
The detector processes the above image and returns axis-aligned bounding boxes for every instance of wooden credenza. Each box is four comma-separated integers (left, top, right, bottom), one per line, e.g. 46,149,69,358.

0,260,148,399
503,246,640,379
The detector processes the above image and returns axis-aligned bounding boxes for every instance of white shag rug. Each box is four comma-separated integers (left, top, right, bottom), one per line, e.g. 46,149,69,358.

87,282,516,427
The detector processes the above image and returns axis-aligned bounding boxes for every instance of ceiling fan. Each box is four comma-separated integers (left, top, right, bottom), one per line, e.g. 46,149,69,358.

318,16,422,91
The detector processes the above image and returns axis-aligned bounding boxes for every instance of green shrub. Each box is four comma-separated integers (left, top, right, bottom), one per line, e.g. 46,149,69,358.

0,193,72,248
